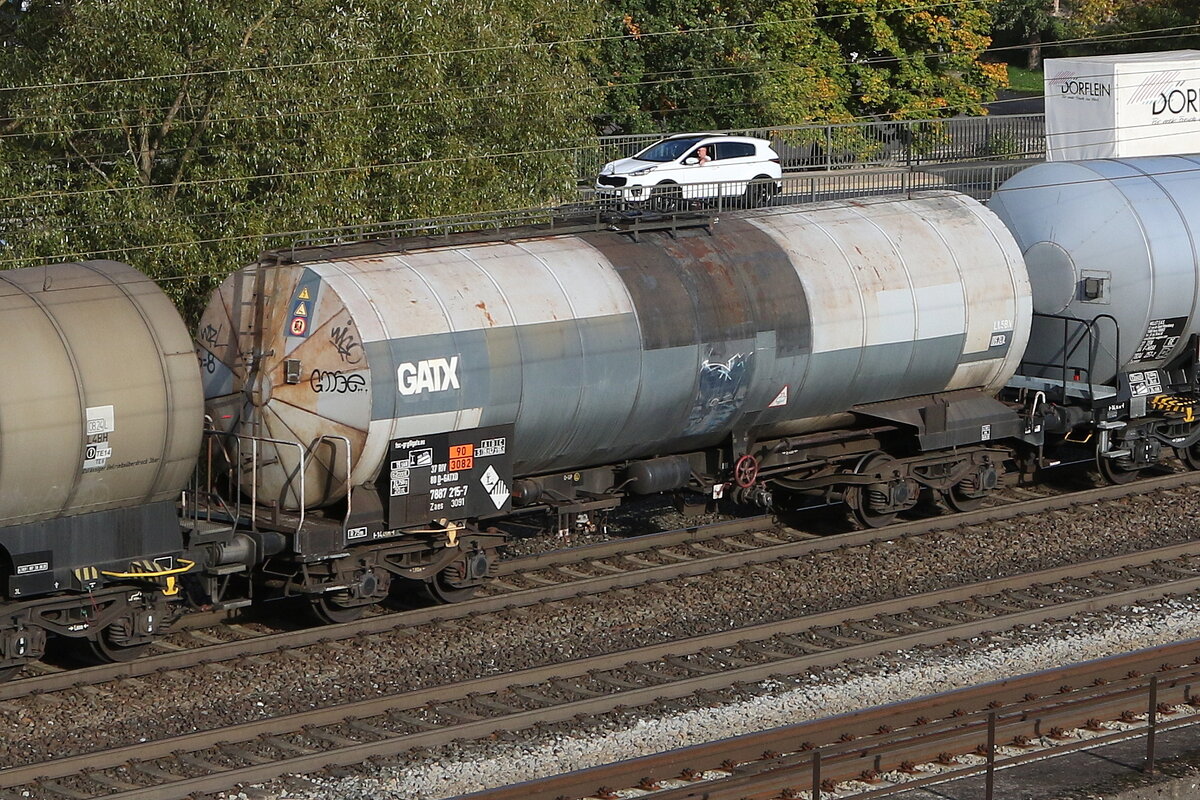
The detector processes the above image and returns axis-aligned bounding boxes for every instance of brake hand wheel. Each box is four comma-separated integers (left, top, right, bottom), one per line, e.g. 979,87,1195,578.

734,454,760,488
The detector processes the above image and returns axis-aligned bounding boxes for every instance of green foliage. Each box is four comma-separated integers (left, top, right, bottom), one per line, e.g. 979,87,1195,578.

0,0,1014,319
591,0,1006,134
1005,64,1044,93
991,0,1061,44
1066,0,1200,55
0,0,598,319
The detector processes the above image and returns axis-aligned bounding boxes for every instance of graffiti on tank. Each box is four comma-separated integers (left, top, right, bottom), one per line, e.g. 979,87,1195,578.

310,369,367,394
684,350,753,435
199,323,223,348
330,322,364,364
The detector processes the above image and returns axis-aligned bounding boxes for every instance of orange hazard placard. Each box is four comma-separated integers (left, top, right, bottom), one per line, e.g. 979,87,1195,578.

448,443,475,471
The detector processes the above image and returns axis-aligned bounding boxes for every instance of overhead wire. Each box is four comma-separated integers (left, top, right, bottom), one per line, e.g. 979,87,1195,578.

0,0,1000,95
7,157,1200,278
5,19,1200,148
3,26,1196,195
0,19,1197,248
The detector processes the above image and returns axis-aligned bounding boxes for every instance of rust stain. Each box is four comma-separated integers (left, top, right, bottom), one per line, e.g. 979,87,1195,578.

476,301,497,327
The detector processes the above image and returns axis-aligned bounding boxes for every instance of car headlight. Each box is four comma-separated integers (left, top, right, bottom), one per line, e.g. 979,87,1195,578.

630,166,655,176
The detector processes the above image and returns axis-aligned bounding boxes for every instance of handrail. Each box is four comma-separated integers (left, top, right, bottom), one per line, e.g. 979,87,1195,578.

192,429,308,532
306,434,353,533
240,434,308,531
586,113,1047,175
191,428,361,535
183,418,242,526
1020,312,1121,401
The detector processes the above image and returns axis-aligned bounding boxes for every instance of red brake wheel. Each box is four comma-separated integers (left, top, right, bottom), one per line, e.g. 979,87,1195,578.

734,454,759,488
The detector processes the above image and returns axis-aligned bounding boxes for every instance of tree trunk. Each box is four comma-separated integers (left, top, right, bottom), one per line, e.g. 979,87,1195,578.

1027,31,1042,71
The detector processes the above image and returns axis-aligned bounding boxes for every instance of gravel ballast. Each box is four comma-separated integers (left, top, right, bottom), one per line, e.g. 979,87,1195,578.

2,489,1199,796
280,596,1200,800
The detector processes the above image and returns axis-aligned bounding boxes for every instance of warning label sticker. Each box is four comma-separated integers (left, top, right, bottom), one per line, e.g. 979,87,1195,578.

286,273,321,340
480,464,510,510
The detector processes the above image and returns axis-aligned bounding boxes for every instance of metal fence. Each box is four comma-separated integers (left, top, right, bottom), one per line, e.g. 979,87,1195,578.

286,162,1035,255
582,162,1032,208
576,114,1046,179
769,162,1032,204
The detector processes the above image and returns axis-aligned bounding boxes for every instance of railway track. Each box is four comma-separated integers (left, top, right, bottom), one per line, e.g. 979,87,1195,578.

461,640,1200,800
5,520,1200,798
4,469,1200,706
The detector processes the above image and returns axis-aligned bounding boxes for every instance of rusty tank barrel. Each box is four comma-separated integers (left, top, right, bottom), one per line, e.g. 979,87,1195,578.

197,193,1032,512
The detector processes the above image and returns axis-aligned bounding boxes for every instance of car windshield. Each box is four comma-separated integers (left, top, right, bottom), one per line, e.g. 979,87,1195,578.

633,137,705,163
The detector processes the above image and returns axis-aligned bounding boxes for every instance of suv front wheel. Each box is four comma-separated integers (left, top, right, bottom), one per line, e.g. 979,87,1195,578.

649,184,683,213
744,176,777,209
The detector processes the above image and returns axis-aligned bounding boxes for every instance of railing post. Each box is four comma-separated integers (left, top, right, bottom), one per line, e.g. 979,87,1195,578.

825,125,832,171
985,711,996,800
1145,675,1158,774
811,748,821,800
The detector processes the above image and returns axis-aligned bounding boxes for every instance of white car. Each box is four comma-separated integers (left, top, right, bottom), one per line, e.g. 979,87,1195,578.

595,134,782,211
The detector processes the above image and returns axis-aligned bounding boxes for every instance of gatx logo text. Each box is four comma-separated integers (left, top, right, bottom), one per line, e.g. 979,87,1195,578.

398,356,460,395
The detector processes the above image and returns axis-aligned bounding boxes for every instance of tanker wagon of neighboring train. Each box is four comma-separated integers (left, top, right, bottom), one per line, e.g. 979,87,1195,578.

991,155,1200,482
0,260,203,672
194,191,1035,618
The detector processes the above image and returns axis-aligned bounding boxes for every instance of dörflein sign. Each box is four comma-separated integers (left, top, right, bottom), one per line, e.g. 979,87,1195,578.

1044,51,1200,160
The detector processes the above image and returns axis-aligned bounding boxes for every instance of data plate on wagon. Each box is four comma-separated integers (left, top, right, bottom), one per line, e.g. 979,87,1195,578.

384,424,514,526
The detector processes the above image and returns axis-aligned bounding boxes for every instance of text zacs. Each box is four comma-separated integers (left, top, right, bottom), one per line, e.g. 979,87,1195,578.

398,356,460,396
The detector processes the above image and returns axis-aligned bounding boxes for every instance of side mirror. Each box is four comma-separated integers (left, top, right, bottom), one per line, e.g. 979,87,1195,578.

683,157,699,165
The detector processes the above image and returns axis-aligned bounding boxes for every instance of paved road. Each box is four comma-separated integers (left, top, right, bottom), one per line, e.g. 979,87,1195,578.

988,89,1045,116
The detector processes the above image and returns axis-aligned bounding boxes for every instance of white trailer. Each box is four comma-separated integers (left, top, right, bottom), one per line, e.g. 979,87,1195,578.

1043,51,1200,160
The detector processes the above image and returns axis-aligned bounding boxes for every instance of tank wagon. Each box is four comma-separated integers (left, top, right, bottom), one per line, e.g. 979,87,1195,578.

0,260,203,671
11,158,1200,678
195,191,1034,618
992,155,1200,482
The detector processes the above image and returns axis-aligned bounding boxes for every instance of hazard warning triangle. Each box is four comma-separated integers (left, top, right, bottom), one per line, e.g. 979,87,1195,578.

768,385,789,408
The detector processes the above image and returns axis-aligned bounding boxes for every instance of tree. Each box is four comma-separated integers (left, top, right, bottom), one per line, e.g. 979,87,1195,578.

1066,0,1200,55
991,0,1063,69
590,0,1006,134
0,0,599,319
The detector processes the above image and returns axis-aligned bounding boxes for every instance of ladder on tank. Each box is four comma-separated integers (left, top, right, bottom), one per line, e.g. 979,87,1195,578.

229,263,270,440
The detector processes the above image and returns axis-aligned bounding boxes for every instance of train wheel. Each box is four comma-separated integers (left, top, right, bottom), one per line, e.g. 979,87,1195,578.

1177,443,1200,471
88,627,151,663
309,592,367,624
943,484,985,513
1096,452,1140,485
845,454,899,529
420,561,480,604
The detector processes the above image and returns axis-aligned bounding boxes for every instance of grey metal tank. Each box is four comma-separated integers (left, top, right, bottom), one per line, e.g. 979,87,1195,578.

0,260,204,527
989,155,1200,385
197,192,1032,510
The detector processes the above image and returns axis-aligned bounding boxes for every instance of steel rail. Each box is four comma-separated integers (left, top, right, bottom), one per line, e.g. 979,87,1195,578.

4,469,1200,703
6,541,1200,797
460,641,1200,800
